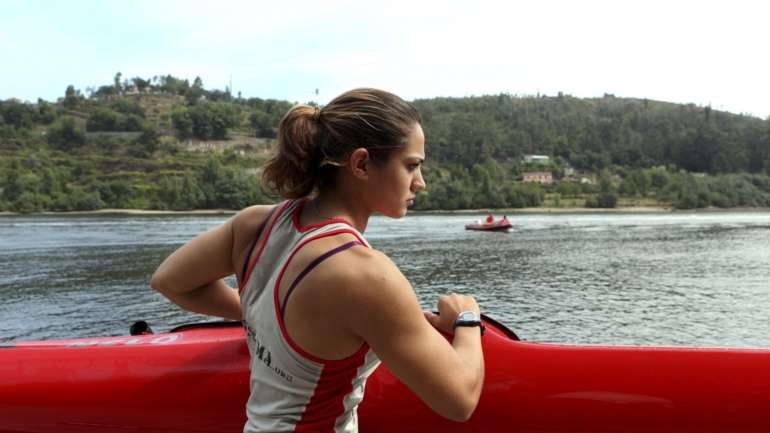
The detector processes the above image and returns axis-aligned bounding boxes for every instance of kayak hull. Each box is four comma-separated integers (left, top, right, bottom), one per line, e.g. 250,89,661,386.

465,222,513,232
2,320,770,433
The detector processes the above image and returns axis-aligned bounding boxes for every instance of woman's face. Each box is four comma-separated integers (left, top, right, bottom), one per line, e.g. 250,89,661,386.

366,123,426,218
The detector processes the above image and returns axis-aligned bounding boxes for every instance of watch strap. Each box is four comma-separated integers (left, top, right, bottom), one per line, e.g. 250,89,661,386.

453,311,485,335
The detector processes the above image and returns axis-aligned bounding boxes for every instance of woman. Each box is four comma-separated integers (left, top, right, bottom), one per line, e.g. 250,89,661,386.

151,88,484,433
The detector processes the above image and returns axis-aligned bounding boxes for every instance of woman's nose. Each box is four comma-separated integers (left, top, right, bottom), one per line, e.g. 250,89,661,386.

413,170,426,191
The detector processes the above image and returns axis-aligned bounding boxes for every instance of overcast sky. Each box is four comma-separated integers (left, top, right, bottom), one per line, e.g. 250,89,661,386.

2,0,768,118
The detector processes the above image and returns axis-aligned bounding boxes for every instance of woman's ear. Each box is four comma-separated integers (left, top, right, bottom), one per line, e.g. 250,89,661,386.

349,148,370,179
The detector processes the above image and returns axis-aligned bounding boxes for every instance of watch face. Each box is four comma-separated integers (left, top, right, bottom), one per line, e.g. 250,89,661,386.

459,311,478,321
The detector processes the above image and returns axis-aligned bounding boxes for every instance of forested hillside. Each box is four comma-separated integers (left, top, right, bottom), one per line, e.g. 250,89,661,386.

2,74,770,213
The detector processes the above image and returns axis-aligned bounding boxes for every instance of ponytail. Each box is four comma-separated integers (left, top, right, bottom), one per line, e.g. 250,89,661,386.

261,105,321,198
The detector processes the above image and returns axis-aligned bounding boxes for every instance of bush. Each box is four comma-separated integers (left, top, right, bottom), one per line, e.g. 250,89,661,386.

87,108,119,131
111,99,145,117
154,174,204,210
158,136,179,155
171,107,193,138
596,191,618,208
65,187,104,210
137,126,160,154
97,180,135,208
118,114,146,132
47,117,86,150
11,192,50,213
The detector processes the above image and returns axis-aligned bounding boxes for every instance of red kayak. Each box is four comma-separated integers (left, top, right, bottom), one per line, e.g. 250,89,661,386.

2,318,770,433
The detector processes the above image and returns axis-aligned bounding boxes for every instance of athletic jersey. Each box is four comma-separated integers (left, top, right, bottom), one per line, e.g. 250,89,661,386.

239,199,381,433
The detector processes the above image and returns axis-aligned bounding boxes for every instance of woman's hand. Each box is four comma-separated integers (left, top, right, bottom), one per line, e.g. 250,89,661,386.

423,294,480,335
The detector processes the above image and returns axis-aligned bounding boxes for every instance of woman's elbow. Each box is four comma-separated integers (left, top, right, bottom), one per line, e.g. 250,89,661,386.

150,270,170,295
437,373,483,422
441,395,479,422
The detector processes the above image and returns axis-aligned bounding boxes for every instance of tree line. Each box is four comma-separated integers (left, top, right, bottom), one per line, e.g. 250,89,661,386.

2,74,770,213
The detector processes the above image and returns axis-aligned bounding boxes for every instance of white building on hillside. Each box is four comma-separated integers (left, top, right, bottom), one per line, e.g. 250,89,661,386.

522,154,550,164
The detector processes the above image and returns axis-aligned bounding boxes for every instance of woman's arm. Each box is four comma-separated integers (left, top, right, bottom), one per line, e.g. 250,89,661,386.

345,251,484,422
150,205,273,321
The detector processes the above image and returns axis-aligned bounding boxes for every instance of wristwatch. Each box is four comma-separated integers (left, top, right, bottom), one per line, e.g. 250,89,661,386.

453,311,485,335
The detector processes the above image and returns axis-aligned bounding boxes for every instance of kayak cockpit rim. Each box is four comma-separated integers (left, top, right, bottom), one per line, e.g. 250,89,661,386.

164,317,520,340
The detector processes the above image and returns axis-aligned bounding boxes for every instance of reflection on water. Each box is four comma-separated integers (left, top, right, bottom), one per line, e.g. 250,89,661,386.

1,212,769,347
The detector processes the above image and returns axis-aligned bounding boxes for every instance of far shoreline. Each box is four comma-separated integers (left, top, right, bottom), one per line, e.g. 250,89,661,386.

4,206,770,217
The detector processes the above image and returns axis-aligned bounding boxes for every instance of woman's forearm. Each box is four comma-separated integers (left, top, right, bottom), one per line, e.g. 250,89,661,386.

158,279,242,321
451,327,485,412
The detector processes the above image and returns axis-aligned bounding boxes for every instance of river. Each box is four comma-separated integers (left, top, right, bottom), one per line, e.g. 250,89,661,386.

1,211,769,347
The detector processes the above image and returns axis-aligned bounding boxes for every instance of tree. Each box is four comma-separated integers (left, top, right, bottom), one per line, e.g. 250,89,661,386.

158,75,190,95
0,100,34,129
62,85,81,109
586,171,618,208
187,102,239,139
250,111,275,138
1,162,23,203
93,85,117,99
186,76,205,104
132,77,151,93
114,72,123,95
35,99,57,124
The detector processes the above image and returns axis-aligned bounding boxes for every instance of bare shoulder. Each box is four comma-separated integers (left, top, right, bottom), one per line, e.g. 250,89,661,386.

331,246,419,314
229,204,278,278
338,246,404,285
230,204,275,241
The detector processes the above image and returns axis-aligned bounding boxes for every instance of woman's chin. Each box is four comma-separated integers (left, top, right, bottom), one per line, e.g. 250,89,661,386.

381,206,408,219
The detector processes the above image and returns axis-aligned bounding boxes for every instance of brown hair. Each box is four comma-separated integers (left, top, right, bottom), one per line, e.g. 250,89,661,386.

261,88,421,198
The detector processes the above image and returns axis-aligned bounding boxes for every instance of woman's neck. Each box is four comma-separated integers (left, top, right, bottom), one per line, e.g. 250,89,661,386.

312,191,370,233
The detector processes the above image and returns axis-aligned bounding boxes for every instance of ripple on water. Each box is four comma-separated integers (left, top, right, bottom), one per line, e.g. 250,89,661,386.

2,212,770,346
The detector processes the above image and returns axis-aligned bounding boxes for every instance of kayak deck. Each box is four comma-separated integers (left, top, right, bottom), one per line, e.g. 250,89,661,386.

3,319,770,433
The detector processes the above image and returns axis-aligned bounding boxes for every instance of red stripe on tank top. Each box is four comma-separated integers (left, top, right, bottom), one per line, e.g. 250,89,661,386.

293,350,368,433
273,228,368,364
239,200,292,293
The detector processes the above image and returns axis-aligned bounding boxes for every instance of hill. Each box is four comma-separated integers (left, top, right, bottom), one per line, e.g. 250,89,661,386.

1,74,770,212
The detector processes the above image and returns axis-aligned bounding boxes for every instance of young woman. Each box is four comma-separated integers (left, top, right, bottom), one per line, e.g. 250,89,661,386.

151,88,484,433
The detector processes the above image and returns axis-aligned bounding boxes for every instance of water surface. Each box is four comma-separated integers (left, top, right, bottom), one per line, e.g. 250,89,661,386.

1,211,769,347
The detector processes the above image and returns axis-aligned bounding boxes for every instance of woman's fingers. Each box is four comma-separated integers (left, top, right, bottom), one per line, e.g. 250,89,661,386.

425,294,480,334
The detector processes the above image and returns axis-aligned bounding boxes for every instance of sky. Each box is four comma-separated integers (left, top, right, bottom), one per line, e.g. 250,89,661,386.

2,0,769,118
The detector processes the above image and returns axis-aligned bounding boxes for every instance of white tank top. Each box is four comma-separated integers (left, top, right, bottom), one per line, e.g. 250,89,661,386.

239,199,381,433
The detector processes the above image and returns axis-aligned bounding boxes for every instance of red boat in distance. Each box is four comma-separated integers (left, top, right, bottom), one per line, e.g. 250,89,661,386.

465,214,513,232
